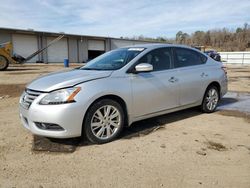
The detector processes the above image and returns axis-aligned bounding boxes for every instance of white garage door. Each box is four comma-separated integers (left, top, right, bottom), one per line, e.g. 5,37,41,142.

88,40,105,51
12,34,38,63
47,37,68,63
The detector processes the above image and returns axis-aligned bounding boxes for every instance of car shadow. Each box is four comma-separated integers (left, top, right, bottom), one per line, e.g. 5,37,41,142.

32,107,203,153
218,97,238,107
32,95,241,153
121,107,202,139
4,68,39,71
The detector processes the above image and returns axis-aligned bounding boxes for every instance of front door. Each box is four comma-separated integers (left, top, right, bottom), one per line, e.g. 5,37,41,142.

130,47,179,117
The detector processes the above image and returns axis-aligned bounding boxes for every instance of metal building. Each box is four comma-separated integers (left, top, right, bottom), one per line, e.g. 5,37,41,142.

0,28,159,63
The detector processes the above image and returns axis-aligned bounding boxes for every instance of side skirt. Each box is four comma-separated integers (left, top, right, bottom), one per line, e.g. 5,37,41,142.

128,101,201,126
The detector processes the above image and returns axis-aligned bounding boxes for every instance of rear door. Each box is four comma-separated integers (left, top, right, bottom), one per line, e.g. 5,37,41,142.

130,47,179,117
173,47,209,106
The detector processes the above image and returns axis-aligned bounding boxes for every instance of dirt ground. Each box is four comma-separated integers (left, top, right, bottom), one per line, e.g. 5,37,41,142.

0,63,250,188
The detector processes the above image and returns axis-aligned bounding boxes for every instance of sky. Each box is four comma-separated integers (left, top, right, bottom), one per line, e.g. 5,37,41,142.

0,0,249,38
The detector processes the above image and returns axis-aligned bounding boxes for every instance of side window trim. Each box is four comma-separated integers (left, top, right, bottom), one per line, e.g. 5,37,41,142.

173,47,178,69
199,52,208,64
170,47,175,69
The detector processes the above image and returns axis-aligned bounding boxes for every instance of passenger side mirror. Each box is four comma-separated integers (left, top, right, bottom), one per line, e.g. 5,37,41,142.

135,63,153,73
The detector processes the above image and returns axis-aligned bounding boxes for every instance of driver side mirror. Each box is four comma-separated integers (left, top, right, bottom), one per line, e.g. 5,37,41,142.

135,63,153,73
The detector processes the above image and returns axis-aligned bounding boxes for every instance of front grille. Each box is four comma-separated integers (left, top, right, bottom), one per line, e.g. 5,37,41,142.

21,89,42,109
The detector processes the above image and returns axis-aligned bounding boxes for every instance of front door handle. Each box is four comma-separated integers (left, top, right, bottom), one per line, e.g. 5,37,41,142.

168,77,178,83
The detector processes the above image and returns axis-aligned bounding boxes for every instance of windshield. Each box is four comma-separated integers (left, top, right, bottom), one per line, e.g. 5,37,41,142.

80,48,145,71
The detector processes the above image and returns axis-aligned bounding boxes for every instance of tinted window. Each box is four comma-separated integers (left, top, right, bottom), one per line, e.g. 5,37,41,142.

137,48,172,71
174,48,207,68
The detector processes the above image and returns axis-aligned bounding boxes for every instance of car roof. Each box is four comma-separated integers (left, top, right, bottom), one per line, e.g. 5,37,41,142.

124,43,200,51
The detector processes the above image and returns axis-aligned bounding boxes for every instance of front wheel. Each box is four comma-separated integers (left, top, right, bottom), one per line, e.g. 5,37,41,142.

83,99,124,144
201,86,219,113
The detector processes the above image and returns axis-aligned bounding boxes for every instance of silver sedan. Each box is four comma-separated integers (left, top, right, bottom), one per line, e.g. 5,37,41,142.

19,44,227,144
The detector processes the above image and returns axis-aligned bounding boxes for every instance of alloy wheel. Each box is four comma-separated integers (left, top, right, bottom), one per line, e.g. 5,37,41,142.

206,88,219,111
90,105,121,139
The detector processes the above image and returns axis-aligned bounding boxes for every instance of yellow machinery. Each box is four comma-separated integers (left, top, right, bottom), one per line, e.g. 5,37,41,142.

0,35,64,71
0,42,18,70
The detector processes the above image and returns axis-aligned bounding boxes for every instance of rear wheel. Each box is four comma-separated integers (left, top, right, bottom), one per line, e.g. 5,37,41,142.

201,86,219,113
83,99,124,144
0,55,9,71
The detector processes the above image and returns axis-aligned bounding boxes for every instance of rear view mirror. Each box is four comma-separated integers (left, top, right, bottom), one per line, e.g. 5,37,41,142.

135,63,153,73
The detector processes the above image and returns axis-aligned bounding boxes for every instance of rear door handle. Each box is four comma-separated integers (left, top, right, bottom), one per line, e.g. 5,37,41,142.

168,77,178,83
201,72,208,77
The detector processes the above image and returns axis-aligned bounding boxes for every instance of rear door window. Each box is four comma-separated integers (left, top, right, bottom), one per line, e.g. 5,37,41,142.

174,48,207,68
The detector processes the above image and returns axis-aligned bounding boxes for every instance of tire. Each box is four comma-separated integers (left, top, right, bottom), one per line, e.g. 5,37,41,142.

0,55,9,71
83,99,124,144
201,86,219,113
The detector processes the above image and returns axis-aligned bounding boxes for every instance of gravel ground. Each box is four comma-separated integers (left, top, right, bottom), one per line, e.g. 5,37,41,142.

0,63,250,188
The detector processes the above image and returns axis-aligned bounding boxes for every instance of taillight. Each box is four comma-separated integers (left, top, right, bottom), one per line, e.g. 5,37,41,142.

221,66,227,75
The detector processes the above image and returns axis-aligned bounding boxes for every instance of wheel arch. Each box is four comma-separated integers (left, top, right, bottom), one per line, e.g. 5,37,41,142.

205,81,221,99
82,94,129,135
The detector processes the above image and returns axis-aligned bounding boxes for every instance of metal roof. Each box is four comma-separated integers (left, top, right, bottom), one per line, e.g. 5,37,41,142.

0,27,168,44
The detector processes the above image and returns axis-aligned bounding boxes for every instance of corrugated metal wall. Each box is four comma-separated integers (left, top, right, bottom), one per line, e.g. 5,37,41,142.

0,29,160,63
47,37,68,63
68,38,78,63
0,32,11,44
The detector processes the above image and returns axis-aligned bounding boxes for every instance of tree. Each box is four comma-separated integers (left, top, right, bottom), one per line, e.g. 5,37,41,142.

121,23,250,51
175,31,189,44
175,31,183,43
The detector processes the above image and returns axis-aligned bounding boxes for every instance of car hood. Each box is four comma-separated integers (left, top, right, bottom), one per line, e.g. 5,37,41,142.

27,69,113,92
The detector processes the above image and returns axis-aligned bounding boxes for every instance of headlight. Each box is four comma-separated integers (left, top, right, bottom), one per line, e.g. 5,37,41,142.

39,87,81,105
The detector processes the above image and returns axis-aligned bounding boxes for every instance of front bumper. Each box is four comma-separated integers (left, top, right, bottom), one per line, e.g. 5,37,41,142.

19,94,85,138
